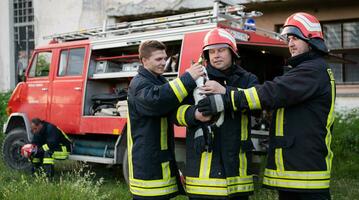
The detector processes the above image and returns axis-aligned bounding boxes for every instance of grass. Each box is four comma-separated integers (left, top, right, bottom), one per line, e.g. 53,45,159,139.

1,92,359,199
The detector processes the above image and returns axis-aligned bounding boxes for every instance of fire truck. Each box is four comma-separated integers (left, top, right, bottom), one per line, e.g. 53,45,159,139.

2,0,288,181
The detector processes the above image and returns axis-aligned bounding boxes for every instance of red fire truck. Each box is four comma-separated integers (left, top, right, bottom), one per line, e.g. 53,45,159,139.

2,1,288,180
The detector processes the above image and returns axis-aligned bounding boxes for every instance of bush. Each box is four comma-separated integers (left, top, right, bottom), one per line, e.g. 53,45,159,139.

0,92,11,141
331,109,359,179
0,163,110,200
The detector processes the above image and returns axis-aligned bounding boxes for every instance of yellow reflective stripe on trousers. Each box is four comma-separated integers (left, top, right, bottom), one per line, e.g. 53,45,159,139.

228,183,254,194
243,87,262,110
176,105,190,126
239,114,248,176
43,158,54,164
42,144,49,151
199,152,213,178
169,78,188,102
160,117,168,150
263,176,330,189
275,108,284,172
325,68,335,171
264,169,330,180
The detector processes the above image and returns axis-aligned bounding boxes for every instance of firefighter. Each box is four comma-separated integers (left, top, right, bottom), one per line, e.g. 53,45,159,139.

174,27,259,200
127,40,204,200
198,13,335,200
25,118,71,177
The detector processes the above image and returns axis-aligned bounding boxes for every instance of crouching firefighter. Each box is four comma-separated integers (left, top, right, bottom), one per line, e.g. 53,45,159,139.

174,27,259,200
21,118,71,177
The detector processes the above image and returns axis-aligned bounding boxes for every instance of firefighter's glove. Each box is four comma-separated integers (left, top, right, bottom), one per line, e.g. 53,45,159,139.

197,94,227,116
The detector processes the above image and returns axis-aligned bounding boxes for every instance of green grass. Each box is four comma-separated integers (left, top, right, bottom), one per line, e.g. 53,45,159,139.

1,92,359,200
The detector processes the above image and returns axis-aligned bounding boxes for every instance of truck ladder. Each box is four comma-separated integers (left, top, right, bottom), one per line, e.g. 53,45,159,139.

44,0,263,42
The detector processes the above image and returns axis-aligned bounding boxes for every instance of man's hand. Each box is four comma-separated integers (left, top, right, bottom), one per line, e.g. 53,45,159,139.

201,80,226,94
186,63,205,80
195,109,212,122
197,94,226,116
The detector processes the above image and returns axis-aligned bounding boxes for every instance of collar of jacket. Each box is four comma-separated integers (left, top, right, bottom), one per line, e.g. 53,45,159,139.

287,50,322,68
206,64,246,80
138,66,167,84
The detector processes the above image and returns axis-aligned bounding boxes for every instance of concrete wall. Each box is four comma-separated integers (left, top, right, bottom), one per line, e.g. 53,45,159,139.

34,0,106,45
0,0,15,92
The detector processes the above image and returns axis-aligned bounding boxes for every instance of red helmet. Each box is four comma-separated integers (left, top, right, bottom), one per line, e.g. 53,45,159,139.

281,12,328,53
21,144,37,158
202,28,239,59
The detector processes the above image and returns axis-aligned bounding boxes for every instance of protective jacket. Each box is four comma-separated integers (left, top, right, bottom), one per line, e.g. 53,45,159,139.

31,121,71,177
175,64,258,199
230,51,336,192
32,121,71,155
127,66,196,199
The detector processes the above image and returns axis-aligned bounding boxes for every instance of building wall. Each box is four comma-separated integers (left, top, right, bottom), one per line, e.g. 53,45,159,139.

0,0,15,92
34,0,106,45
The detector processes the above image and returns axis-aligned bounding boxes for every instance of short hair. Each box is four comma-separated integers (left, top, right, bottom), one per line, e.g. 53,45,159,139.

138,40,166,61
31,118,43,126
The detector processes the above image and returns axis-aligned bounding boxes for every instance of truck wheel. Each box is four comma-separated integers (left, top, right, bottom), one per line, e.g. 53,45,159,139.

2,128,32,171
122,148,129,185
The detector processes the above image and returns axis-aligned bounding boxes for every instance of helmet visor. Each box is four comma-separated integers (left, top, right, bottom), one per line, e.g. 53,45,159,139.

281,26,308,41
203,43,230,51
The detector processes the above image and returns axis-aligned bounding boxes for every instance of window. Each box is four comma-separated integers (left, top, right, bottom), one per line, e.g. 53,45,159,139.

323,20,359,83
28,52,52,77
58,48,85,76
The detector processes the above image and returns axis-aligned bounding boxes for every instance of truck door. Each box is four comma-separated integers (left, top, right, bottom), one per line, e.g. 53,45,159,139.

25,51,52,121
50,47,87,133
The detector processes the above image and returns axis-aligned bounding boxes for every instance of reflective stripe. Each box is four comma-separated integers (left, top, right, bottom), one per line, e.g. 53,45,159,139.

228,183,254,194
31,158,41,163
275,108,284,136
325,68,335,171
264,169,330,180
130,184,178,196
127,113,134,179
42,144,49,151
160,117,168,150
243,87,261,110
186,177,227,187
43,158,54,165
239,114,248,176
199,152,212,178
169,78,188,102
275,108,285,171
186,185,227,196
130,176,177,188
57,127,72,143
52,145,69,160
241,114,248,140
227,176,254,185
176,105,190,126
162,161,171,181
231,90,237,111
263,176,330,189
